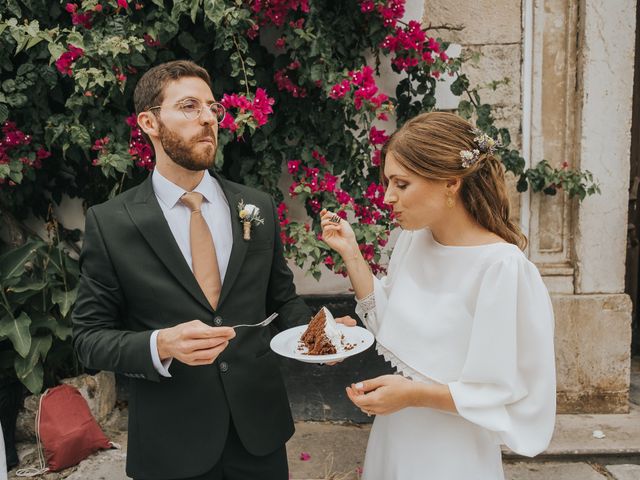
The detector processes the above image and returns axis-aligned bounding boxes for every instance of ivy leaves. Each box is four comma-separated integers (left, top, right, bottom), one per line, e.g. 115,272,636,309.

0,236,78,393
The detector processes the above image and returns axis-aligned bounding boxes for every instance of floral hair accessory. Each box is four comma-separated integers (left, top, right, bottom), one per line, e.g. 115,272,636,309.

238,200,264,240
459,149,481,168
472,129,500,155
459,129,501,168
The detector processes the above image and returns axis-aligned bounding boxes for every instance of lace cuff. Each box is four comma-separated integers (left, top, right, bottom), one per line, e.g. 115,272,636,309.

355,291,376,314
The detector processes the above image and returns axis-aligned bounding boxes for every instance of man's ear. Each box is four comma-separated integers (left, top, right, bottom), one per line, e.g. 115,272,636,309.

137,111,160,140
445,178,462,195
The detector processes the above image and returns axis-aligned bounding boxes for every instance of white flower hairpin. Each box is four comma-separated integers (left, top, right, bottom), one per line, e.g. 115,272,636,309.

459,129,501,168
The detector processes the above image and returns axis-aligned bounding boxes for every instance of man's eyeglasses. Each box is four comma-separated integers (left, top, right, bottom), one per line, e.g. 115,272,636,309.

148,99,226,122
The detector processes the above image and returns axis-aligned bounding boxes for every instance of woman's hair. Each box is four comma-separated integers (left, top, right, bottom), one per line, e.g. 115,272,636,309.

381,111,527,250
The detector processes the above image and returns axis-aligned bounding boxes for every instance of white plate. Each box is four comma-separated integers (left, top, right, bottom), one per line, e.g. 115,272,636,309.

270,324,374,363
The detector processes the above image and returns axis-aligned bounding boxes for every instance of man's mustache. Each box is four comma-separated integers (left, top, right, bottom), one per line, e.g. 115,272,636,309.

196,129,217,144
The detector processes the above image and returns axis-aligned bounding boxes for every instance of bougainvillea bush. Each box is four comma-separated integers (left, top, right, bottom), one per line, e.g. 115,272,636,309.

0,0,598,392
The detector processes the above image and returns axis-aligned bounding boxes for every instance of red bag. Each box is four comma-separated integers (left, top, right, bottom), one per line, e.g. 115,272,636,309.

16,384,114,476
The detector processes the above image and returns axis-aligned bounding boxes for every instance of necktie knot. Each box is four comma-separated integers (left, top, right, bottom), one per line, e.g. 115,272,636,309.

181,191,204,212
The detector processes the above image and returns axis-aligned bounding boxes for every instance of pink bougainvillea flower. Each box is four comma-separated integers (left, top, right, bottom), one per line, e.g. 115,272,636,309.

55,44,84,76
117,0,129,8
143,34,161,47
287,159,301,174
219,112,238,132
71,11,93,29
369,126,388,146
65,3,78,13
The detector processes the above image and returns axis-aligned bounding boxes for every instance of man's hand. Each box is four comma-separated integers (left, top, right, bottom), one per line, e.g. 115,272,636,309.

335,315,357,326
157,320,236,366
324,315,358,366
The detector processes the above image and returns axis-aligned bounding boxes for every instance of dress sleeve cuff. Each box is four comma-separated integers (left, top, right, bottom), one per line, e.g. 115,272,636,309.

150,330,172,378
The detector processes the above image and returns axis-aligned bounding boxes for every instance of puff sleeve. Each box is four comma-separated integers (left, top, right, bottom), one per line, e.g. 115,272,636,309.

447,255,556,457
355,230,412,334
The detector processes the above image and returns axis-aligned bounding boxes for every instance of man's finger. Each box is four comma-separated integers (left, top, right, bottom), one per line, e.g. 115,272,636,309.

189,326,235,339
187,342,229,364
188,336,230,351
335,316,357,326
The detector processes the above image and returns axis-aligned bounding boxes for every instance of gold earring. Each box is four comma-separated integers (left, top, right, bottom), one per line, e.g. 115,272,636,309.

446,191,455,208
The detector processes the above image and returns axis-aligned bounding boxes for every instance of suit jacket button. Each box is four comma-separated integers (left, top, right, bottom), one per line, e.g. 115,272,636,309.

214,316,223,326
219,361,229,373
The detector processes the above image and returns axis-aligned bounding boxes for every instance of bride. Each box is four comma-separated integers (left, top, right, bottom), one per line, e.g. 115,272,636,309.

321,112,556,479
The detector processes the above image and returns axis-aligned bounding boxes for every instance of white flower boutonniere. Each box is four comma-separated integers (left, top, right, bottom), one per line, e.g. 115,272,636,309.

238,200,264,240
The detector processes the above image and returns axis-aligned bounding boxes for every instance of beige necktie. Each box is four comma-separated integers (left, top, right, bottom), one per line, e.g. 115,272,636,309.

180,192,222,309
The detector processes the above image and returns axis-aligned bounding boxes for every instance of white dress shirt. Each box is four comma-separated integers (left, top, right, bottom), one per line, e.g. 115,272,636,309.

149,169,233,377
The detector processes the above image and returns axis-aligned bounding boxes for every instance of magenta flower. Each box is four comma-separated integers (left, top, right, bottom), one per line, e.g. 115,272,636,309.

55,44,84,76
143,34,161,47
369,126,388,146
117,0,128,8
360,0,375,13
219,112,238,132
287,160,301,174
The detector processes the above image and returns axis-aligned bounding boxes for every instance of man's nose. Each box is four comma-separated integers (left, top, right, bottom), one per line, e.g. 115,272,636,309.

199,106,217,125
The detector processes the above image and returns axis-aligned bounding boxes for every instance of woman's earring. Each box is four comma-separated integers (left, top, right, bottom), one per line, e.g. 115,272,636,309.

446,191,455,208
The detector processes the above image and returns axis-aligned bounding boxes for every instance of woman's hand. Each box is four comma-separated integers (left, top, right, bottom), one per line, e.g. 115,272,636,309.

320,209,358,258
345,374,416,416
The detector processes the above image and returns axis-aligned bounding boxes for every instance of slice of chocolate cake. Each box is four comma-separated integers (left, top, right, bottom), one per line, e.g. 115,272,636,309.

300,307,343,355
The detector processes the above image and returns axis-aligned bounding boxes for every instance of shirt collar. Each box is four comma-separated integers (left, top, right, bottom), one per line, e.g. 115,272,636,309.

152,169,219,209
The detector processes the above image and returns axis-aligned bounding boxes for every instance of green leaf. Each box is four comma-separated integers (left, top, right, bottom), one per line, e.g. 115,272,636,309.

0,240,41,280
0,312,32,358
14,334,52,394
0,103,8,123
190,0,201,23
5,0,22,18
7,281,48,293
69,124,91,149
52,287,78,317
30,313,72,340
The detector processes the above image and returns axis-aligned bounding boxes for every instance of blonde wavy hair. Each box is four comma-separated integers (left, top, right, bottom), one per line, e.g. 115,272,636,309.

380,111,527,250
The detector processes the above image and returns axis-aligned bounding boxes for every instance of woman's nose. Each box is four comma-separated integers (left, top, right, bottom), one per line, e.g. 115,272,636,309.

384,189,396,205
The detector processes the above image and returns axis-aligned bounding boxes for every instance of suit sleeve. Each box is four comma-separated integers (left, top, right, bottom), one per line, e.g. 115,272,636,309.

72,207,160,382
265,197,312,330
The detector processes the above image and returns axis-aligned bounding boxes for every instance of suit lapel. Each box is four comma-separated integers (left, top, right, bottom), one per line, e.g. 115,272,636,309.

212,171,248,310
124,175,214,313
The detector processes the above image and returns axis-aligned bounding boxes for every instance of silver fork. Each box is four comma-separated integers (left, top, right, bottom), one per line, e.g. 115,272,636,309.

232,312,279,329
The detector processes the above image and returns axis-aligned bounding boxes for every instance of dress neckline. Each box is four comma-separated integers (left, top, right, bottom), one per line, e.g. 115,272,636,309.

426,229,515,251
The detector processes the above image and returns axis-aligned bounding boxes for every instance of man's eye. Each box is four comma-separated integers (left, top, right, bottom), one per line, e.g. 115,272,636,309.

181,100,199,111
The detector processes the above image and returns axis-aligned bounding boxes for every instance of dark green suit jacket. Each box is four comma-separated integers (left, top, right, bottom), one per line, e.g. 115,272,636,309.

72,172,311,479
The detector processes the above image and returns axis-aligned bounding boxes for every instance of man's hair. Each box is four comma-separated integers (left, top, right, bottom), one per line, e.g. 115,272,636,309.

133,60,212,115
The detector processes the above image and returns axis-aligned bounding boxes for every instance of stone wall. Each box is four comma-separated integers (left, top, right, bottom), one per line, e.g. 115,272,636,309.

422,0,637,413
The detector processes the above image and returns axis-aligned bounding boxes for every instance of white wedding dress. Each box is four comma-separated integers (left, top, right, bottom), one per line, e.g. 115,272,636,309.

355,229,556,480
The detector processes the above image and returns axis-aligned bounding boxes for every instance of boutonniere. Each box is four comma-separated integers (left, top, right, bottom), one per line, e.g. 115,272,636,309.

238,200,264,240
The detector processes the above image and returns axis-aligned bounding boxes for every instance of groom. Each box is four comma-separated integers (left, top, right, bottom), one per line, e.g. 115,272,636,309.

72,60,311,480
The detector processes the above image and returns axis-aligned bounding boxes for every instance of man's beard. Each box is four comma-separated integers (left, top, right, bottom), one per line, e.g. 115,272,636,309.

158,121,217,171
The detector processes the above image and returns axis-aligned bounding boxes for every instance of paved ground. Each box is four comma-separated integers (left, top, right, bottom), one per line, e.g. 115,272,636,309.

8,358,640,480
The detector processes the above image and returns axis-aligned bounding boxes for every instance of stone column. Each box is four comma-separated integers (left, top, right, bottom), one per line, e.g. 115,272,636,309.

561,0,636,412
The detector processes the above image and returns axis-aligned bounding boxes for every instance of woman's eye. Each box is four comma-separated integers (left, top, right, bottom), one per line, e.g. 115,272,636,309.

396,182,407,189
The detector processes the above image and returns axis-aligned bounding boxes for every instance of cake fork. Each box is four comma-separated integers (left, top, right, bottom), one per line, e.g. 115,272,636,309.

232,312,279,329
